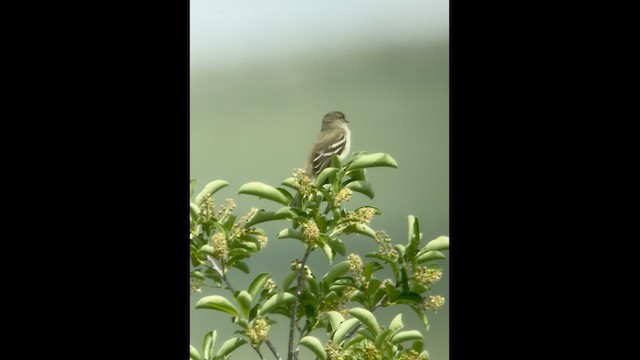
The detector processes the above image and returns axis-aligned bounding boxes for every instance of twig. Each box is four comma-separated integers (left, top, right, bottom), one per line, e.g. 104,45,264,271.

265,339,282,360
287,248,312,360
252,346,266,360
206,255,235,293
292,323,309,360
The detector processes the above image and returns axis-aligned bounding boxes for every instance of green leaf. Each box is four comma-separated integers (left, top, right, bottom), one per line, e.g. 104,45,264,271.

343,332,366,349
203,330,216,360
364,262,383,280
388,313,404,334
424,236,449,251
316,186,332,204
365,253,386,262
298,336,327,360
390,330,423,344
195,180,229,205
190,202,200,218
287,207,309,221
258,292,296,316
237,235,260,250
308,275,319,295
190,179,198,198
350,292,367,306
395,244,406,259
277,188,294,203
372,286,386,306
198,245,215,257
215,337,247,358
315,167,339,187
400,267,410,293
234,316,249,329
191,271,205,281
328,238,346,256
249,304,260,321
410,305,430,331
277,228,304,241
329,278,355,293
247,273,271,300
406,215,420,259
237,182,290,205
348,308,379,335
321,241,336,264
332,318,360,344
245,210,291,227
326,311,345,332
356,327,375,341
411,283,429,294
346,152,398,171
195,295,238,316
374,328,393,349
282,271,297,291
233,242,256,253
281,177,299,190
365,278,382,300
345,180,375,199
223,213,237,231
385,282,400,303
190,345,201,360
416,250,447,263
232,261,250,274
342,223,377,238
300,289,319,309
322,261,350,284
329,153,343,168
345,168,367,181
235,291,252,317
411,340,424,353
323,291,339,304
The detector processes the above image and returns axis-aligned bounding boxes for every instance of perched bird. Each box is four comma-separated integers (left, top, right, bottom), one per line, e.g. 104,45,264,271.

291,111,351,207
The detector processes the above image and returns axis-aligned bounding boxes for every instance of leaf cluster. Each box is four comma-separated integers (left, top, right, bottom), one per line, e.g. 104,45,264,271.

190,152,448,360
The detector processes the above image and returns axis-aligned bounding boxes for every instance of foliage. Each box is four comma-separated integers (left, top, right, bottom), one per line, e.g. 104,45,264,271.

190,152,448,360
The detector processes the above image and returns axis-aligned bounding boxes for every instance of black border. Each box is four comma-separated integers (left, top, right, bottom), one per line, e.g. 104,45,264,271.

34,3,193,357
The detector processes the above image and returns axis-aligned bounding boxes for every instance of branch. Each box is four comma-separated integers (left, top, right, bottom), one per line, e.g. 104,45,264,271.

287,248,312,360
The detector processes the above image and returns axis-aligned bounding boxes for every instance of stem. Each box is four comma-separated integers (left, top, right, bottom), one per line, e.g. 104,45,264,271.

207,255,282,359
206,255,235,293
252,346,266,360
292,323,309,360
287,248,312,360
265,340,282,360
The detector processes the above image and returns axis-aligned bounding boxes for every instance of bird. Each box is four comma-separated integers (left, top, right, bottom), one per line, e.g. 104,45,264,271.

291,111,351,208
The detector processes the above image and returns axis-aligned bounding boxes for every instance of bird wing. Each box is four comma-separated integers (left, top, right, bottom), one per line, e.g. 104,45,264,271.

307,130,347,176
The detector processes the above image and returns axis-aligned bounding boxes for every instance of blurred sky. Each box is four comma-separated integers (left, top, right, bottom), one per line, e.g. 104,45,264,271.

191,0,448,66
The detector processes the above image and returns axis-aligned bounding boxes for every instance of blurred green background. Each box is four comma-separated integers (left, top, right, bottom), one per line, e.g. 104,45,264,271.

190,1,449,358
